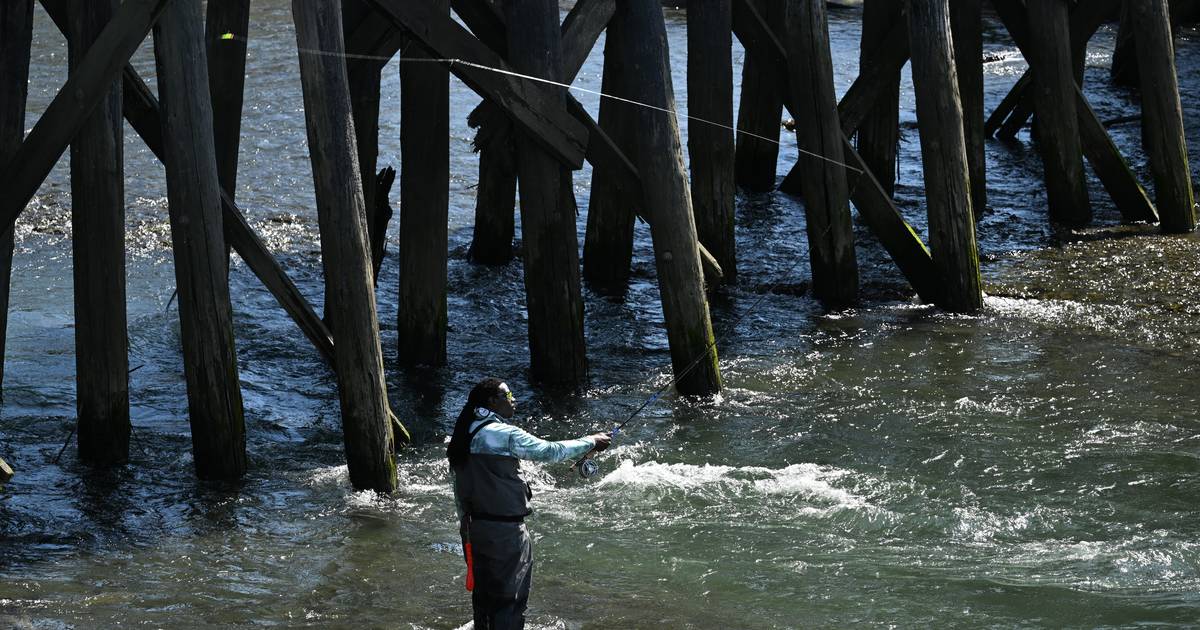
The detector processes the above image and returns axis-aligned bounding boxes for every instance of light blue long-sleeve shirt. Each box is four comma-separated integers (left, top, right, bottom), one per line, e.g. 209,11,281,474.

452,409,596,519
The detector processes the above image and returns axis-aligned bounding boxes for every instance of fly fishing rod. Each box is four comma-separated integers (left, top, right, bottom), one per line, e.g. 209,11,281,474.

574,248,812,479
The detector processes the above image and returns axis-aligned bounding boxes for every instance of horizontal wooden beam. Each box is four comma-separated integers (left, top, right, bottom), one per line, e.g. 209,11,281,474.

368,0,587,168
1,0,171,236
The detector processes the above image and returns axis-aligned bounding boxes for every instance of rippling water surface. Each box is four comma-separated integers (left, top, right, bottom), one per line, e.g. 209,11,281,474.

2,2,1199,628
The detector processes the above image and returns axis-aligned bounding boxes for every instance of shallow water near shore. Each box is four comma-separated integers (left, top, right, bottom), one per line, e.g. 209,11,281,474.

2,3,1199,628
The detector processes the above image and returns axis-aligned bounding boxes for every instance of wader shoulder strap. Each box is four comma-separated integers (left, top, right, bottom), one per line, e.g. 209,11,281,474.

468,418,496,442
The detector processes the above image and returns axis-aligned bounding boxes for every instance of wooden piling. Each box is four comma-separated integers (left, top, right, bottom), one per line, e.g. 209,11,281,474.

907,0,982,312
613,0,720,395
1112,1,1140,87
583,17,638,292
0,456,12,484
1024,0,1091,226
0,0,32,400
786,0,858,307
734,0,785,192
466,109,517,266
949,0,986,216
856,0,903,198
153,0,246,479
688,0,736,282
1131,0,1196,233
505,0,588,387
293,0,398,491
398,0,450,366
67,0,130,465
343,1,388,280
204,0,250,206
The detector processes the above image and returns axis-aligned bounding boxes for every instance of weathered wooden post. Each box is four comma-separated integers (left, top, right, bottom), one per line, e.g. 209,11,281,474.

734,0,785,192
205,0,249,207
688,0,736,281
343,0,389,279
153,0,247,479
583,17,638,292
1112,1,1140,87
398,0,449,366
292,0,398,491
857,0,903,198
614,0,720,395
907,0,982,312
67,0,130,465
949,0,986,216
506,0,588,387
0,0,32,400
1131,0,1196,233
466,109,517,265
1025,0,1091,225
787,0,858,307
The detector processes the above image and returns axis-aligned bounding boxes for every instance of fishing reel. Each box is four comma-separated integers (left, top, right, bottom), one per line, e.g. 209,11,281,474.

577,457,601,479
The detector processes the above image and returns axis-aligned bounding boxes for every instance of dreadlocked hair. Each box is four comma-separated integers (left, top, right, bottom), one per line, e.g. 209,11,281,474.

447,377,507,470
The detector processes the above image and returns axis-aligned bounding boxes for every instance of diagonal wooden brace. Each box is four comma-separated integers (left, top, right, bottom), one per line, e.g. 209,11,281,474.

366,0,588,169
0,0,172,236
36,0,336,366
453,0,725,280
991,0,1157,223
732,0,937,302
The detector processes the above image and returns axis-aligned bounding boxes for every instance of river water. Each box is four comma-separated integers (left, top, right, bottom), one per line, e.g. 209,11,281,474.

2,2,1199,628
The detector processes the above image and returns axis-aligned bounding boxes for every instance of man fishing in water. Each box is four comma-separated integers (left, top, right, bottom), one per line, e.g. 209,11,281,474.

447,378,611,629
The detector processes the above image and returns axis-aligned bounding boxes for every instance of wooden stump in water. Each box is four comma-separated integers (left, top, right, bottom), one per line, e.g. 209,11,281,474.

1131,0,1197,233
68,0,130,465
613,0,720,395
734,0,785,192
950,0,986,216
688,0,737,282
786,0,858,307
857,0,903,199
153,0,247,480
293,0,398,492
398,0,450,367
0,456,12,484
506,0,588,387
0,0,32,400
1024,0,1091,226
906,0,982,312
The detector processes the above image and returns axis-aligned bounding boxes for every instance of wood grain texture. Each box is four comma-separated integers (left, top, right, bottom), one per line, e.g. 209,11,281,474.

293,0,397,491
907,0,982,312
398,0,450,366
688,0,737,282
67,0,130,465
613,0,720,395
732,0,784,191
786,0,858,306
1131,0,1196,232
153,0,247,479
0,0,32,399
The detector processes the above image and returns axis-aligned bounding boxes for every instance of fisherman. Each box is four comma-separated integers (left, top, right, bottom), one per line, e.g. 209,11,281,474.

447,378,611,630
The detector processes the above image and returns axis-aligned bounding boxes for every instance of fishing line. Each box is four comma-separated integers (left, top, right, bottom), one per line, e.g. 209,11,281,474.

219,33,852,476
221,33,865,175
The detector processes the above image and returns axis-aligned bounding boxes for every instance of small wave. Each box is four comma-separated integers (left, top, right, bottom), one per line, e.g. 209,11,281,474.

596,460,867,510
